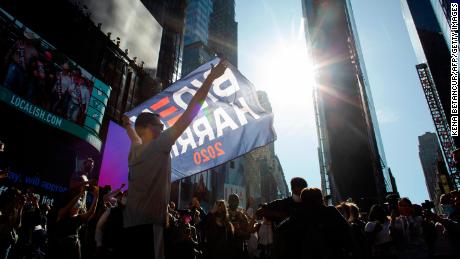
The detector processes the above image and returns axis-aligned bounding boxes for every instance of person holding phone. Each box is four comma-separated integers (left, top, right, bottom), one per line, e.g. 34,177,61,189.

55,185,99,259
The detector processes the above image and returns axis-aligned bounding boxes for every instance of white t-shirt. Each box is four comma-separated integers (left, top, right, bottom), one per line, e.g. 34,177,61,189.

123,128,175,228
68,82,90,105
53,72,72,95
365,220,392,245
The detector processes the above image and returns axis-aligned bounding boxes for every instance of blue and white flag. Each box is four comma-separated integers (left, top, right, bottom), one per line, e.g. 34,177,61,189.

125,58,276,181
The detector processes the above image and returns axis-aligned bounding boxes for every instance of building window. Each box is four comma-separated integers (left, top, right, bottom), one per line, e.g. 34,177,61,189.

230,161,235,169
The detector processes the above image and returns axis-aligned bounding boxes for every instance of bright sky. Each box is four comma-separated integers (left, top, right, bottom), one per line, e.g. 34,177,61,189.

236,0,436,204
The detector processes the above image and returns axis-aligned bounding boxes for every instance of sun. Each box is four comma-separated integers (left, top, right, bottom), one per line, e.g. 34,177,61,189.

250,18,318,134
256,39,316,110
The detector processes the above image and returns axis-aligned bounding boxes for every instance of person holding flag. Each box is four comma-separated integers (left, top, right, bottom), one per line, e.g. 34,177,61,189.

121,59,228,259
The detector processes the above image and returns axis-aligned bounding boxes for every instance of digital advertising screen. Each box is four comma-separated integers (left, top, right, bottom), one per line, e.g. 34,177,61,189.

0,8,111,151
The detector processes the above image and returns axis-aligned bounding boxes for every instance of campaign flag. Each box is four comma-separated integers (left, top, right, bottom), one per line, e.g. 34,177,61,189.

125,58,276,181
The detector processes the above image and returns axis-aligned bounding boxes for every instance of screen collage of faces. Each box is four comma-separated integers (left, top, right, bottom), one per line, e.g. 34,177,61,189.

0,8,110,151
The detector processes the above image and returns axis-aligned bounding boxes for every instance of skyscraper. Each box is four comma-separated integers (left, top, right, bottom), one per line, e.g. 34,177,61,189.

429,0,452,52
402,0,458,188
418,132,445,211
182,0,214,75
302,0,393,204
182,0,238,75
182,41,215,76
208,0,238,66
183,0,213,45
141,0,187,88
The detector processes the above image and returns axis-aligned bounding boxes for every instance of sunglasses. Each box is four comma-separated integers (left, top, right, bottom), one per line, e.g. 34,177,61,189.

152,123,164,129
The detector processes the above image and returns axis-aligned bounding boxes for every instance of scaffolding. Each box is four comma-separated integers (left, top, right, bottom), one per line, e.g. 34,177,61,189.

416,63,460,189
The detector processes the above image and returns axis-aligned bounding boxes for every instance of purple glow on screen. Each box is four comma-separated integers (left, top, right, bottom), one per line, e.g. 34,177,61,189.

99,121,130,190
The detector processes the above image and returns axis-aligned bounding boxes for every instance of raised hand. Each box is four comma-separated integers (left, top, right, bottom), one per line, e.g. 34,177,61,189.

122,114,131,128
208,59,228,80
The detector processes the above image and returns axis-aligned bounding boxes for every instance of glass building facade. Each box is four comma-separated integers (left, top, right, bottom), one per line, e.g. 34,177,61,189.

430,0,452,52
401,0,453,144
208,0,238,66
182,0,238,75
402,0,458,187
418,132,444,212
302,0,394,205
181,41,214,75
182,0,214,75
141,0,187,89
184,0,213,46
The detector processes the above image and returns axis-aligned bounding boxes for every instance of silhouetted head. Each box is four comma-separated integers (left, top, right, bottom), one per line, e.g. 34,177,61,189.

190,197,200,209
336,202,351,221
135,112,164,142
290,177,307,196
398,197,413,217
213,200,228,219
169,201,176,211
348,203,360,222
301,187,325,209
83,158,94,173
247,196,255,209
368,204,387,223
62,62,70,71
228,193,239,210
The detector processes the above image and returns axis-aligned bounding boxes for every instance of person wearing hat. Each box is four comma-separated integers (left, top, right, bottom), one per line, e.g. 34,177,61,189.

3,30,39,95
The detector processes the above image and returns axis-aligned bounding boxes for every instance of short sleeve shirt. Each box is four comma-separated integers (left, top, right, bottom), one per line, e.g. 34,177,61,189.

53,73,72,94
123,128,175,228
365,221,392,245
68,82,89,105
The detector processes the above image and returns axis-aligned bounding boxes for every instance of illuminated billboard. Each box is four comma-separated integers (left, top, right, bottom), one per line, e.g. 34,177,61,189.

0,8,111,151
99,121,130,189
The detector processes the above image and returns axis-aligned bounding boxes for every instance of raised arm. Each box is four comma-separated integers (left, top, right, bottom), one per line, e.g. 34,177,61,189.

103,183,125,204
170,60,228,140
122,114,142,144
80,186,99,222
57,187,85,222
95,208,111,248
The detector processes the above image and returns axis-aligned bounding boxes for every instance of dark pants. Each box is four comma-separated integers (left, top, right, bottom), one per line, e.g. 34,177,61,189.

51,92,70,116
3,63,25,94
56,236,81,259
123,224,155,259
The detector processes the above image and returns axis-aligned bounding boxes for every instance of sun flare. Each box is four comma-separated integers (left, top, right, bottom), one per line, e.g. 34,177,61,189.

256,40,316,111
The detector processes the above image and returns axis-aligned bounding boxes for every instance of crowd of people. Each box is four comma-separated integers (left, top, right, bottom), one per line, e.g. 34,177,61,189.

1,59,460,259
0,175,459,259
1,29,92,124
